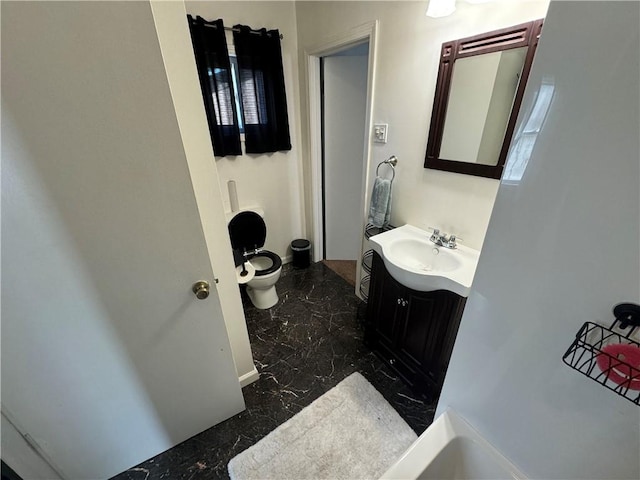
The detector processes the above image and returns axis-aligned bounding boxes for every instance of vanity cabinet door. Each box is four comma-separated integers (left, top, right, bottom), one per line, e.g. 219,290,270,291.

365,251,466,396
365,252,403,348
397,290,466,385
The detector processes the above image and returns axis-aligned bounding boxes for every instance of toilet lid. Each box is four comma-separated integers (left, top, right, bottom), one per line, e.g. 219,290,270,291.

228,211,266,251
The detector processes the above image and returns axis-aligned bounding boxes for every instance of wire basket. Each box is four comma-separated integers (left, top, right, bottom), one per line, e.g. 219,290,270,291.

359,275,370,302
361,250,373,274
562,303,640,406
364,223,394,240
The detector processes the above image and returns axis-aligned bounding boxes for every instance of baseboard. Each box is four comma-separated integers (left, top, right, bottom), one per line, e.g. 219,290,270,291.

239,367,260,387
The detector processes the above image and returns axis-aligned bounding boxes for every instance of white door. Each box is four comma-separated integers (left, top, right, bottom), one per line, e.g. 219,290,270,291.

1,2,244,478
323,46,369,260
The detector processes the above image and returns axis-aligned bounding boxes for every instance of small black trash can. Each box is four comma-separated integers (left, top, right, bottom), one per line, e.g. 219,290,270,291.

291,239,311,268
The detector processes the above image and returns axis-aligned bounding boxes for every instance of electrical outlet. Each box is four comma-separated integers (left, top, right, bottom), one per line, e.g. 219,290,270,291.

374,124,388,143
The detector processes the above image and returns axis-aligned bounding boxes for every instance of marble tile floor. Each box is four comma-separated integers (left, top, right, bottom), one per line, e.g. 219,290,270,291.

113,262,436,480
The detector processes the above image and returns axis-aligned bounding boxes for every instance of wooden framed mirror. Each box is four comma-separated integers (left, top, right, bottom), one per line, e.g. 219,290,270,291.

424,19,544,179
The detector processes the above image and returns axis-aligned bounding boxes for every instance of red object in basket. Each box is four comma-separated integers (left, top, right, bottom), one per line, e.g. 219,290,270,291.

597,343,640,390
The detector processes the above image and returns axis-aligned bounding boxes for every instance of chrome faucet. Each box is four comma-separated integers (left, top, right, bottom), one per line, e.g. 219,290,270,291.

429,228,459,249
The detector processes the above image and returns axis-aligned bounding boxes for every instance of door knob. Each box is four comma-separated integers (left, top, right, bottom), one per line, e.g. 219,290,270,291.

192,281,210,300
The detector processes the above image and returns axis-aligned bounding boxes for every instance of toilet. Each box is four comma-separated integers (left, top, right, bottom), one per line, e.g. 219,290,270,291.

228,210,282,309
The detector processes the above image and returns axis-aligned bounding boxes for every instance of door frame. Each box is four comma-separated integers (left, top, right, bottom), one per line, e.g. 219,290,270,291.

305,21,379,289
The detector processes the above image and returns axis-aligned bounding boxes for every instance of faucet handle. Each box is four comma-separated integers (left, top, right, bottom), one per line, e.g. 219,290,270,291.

447,235,463,248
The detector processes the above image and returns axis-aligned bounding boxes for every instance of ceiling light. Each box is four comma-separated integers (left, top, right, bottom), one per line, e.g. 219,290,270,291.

426,0,456,18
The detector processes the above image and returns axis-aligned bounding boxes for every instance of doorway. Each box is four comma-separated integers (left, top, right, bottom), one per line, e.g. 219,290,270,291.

321,42,370,285
306,21,378,295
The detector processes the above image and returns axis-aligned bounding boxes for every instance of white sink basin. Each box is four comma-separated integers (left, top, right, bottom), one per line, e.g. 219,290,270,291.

369,224,480,297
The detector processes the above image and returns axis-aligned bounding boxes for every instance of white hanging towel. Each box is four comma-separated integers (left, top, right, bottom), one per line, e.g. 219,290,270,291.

367,176,392,228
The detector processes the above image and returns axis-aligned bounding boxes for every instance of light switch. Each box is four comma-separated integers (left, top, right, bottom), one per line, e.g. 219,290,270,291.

374,123,388,143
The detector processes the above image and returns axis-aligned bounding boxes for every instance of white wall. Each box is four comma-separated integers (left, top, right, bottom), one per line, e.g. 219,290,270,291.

181,1,549,262
437,2,640,478
186,1,305,262
296,0,550,252
323,51,369,260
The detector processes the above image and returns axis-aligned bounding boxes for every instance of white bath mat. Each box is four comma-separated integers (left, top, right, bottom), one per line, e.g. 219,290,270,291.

227,372,417,480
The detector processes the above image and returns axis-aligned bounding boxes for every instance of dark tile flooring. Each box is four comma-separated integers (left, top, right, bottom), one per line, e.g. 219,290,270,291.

114,262,435,480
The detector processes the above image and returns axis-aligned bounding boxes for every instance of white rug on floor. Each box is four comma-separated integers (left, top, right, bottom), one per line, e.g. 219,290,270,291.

227,372,417,480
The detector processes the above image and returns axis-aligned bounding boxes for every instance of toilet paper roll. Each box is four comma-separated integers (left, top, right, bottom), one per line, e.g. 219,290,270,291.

236,261,256,284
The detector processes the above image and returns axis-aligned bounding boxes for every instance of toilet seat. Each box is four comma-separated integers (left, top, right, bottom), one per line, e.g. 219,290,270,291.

248,250,282,276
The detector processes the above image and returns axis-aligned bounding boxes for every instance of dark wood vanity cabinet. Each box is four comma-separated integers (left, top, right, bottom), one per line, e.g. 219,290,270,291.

364,251,466,398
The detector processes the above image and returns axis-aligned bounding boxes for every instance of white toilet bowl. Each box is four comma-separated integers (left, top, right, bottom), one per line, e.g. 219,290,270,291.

246,253,282,309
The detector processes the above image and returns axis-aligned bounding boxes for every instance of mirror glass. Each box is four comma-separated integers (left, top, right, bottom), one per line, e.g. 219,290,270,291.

439,47,527,166
424,20,543,179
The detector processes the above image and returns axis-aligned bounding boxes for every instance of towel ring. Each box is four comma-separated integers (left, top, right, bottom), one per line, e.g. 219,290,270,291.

376,155,398,182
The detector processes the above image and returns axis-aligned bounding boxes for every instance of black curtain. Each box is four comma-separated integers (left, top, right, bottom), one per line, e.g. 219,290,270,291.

188,16,241,157
233,25,292,154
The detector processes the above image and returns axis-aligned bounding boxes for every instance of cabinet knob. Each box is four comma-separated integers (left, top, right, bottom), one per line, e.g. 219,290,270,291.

389,358,396,365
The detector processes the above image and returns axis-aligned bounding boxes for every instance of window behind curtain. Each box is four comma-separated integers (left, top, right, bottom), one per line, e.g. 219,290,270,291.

228,56,245,133
207,65,235,126
239,68,267,126
188,16,242,157
233,25,291,154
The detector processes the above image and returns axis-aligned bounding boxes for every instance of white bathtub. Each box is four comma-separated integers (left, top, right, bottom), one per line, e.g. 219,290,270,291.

380,410,526,480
